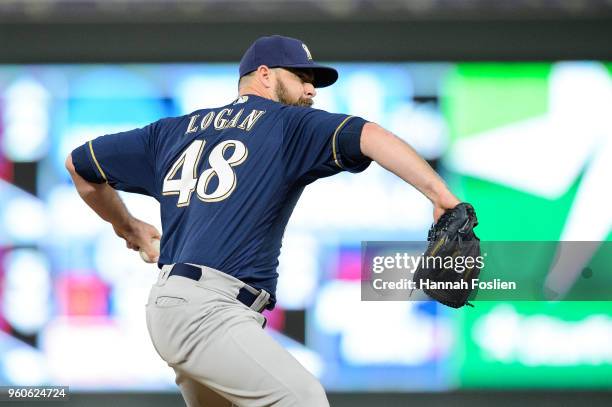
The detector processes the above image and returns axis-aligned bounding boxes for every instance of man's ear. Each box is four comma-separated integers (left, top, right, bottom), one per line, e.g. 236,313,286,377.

256,65,274,89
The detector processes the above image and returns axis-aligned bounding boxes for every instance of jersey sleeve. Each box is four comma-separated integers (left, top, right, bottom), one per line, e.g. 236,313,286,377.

281,106,372,184
70,122,159,197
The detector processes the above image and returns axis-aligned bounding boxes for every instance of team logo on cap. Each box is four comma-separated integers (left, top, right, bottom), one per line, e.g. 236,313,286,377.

302,43,313,60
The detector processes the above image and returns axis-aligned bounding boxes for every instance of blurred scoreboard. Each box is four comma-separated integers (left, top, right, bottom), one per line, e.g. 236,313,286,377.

3,1,611,22
0,62,610,391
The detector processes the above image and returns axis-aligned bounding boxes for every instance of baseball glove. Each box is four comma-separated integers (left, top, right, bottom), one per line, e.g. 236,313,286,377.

412,203,481,308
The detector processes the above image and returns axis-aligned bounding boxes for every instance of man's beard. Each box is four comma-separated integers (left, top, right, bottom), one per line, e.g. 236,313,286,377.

276,79,313,107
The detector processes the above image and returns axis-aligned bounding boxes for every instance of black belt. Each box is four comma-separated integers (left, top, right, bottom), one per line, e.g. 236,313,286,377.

168,263,268,312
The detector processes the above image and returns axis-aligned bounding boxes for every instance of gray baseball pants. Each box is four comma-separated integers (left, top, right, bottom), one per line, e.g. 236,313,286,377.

145,264,329,407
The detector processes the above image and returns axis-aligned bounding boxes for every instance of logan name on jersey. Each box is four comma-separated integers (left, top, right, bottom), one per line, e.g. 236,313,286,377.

186,108,266,134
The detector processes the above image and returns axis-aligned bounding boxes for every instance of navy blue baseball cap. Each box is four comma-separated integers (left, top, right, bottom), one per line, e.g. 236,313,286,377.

239,35,338,88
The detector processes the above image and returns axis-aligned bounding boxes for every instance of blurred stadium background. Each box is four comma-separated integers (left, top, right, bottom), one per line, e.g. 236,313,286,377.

0,0,611,406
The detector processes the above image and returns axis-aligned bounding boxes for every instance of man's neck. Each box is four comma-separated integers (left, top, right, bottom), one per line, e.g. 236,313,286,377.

239,85,275,101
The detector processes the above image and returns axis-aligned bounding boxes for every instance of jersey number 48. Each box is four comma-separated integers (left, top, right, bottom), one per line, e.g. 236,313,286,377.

162,139,248,207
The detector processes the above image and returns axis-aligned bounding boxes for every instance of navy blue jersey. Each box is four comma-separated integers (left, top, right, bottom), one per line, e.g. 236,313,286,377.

72,94,371,308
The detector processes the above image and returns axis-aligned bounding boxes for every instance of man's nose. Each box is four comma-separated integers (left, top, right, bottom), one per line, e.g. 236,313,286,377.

304,83,316,98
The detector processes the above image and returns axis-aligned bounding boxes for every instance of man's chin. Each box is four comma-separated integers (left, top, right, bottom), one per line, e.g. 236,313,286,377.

296,99,313,107
278,97,313,108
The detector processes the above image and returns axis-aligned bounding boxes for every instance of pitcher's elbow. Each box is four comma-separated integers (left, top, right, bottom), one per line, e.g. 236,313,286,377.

65,153,76,175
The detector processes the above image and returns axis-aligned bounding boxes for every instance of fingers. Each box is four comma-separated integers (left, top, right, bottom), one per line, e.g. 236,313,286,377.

149,225,162,239
140,238,160,263
126,241,139,251
115,218,161,260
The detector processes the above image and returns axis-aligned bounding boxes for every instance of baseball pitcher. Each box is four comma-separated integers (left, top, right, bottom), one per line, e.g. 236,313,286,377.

66,35,461,406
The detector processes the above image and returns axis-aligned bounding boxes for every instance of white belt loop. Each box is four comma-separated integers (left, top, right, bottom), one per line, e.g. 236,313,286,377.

158,264,174,284
250,289,270,312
